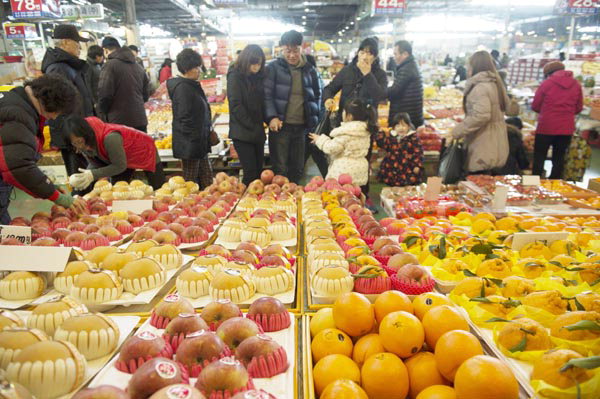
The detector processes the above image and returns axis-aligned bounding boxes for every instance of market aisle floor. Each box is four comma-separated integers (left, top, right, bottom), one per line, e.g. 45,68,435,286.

6,147,600,220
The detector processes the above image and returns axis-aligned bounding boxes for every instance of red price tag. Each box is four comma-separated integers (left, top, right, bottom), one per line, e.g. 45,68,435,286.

373,0,406,15
569,0,598,7
10,0,42,13
4,25,25,39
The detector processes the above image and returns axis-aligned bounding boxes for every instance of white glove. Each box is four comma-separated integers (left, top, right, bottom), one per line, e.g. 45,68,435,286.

69,168,95,190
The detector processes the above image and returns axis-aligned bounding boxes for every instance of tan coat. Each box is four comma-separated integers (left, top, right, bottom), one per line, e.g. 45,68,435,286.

451,71,509,172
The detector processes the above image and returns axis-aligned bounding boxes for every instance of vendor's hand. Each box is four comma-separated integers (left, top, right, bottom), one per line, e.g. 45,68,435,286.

357,58,372,76
308,133,319,144
70,197,89,216
269,118,283,132
324,99,336,111
54,192,75,209
69,168,94,190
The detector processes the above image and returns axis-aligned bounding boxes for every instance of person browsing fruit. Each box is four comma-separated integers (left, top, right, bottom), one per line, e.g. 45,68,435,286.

64,115,165,190
309,98,376,186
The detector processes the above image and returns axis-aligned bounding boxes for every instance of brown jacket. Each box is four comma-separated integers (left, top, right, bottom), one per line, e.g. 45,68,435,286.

451,71,509,172
98,47,149,128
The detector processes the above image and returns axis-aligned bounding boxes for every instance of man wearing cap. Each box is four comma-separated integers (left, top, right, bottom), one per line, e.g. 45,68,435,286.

98,37,150,132
531,61,583,179
41,24,95,194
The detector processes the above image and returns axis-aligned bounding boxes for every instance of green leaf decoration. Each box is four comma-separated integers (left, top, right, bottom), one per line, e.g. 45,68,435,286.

564,320,600,332
525,262,545,269
519,327,536,335
502,299,522,308
509,335,528,352
403,236,420,248
485,253,501,260
470,297,493,304
590,278,600,286
485,317,512,323
439,236,447,259
484,277,505,288
560,356,600,372
574,297,585,311
463,269,477,277
471,243,493,255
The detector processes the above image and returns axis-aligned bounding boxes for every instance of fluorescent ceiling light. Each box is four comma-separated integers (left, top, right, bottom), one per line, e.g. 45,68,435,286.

470,0,555,6
302,15,306,19
231,17,305,34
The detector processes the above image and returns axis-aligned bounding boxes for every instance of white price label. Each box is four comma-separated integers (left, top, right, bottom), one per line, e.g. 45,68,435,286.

511,232,570,251
522,175,540,186
424,177,443,201
0,225,32,245
491,185,509,211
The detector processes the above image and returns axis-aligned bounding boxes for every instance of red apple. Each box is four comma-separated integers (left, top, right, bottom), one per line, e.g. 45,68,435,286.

127,358,185,399
118,332,169,365
260,255,290,268
200,300,242,329
157,211,177,224
216,317,260,349
181,226,207,242
9,217,30,226
31,237,58,246
141,209,158,222
133,227,156,242
365,226,386,237
195,357,250,397
372,237,396,252
248,297,286,317
72,385,129,399
167,222,185,236
0,237,23,246
231,249,259,265
165,313,209,336
272,175,289,187
175,330,228,370
205,244,231,258
148,385,205,399
377,244,404,257
235,242,262,257
396,264,428,282
235,334,286,372
260,169,274,184
262,244,291,259
387,253,419,271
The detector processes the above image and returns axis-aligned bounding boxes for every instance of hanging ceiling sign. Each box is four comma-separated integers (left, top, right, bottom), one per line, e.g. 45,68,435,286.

10,0,61,19
3,23,38,39
372,0,407,16
60,4,105,20
554,0,599,15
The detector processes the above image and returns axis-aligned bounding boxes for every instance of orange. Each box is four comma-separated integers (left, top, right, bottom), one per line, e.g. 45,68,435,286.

422,305,469,350
352,333,385,367
413,292,453,320
454,355,519,399
374,290,414,323
313,354,360,396
311,328,353,362
379,311,424,358
434,330,484,381
416,385,457,399
361,352,409,399
473,212,496,222
309,308,335,338
495,217,517,231
320,379,368,399
333,292,375,337
405,351,449,398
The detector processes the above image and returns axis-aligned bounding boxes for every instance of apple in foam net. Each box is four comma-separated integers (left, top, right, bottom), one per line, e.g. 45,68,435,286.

147,385,205,399
260,255,290,268
10,216,30,226
216,317,261,349
235,334,284,368
175,330,228,369
167,222,185,236
248,297,286,316
388,253,420,271
231,249,259,265
260,169,274,184
372,237,396,252
72,385,129,399
236,242,262,257
128,358,185,399
133,227,156,241
31,237,58,246
338,173,353,185
377,244,404,256
165,313,209,335
195,357,250,396
205,244,231,258
272,175,289,187
118,332,168,364
200,300,242,328
397,263,429,282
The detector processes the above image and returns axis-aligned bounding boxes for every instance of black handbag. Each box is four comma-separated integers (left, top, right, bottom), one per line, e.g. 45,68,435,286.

438,139,467,184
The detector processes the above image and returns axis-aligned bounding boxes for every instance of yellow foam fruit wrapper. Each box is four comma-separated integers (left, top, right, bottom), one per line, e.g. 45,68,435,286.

491,324,548,363
550,335,600,357
449,293,525,327
533,277,593,297
520,305,564,328
449,216,472,227
421,254,441,267
531,368,600,399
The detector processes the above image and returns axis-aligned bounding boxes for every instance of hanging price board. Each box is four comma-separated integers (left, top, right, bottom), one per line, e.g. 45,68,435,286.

10,0,60,19
3,23,38,39
554,0,599,15
60,4,104,20
373,0,407,16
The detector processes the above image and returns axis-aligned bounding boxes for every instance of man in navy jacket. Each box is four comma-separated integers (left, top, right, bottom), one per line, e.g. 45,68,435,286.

264,30,321,183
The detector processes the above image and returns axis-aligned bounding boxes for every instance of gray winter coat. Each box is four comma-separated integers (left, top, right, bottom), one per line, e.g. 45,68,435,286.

451,71,509,173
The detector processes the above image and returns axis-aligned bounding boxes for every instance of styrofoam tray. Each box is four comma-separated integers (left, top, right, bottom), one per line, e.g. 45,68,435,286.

214,236,297,250
0,288,62,310
88,313,297,399
15,311,140,399
86,255,194,311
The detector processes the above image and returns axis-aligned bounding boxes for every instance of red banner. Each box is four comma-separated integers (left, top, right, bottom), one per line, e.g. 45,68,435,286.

4,23,38,39
10,0,60,19
373,0,407,16
555,0,599,14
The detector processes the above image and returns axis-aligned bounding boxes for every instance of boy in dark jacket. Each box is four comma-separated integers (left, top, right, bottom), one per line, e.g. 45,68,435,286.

388,40,424,128
42,24,95,194
167,49,213,189
264,30,321,184
0,75,87,223
497,117,530,175
98,37,150,132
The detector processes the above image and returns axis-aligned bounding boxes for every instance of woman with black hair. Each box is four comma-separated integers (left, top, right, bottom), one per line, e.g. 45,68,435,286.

167,48,214,188
159,58,173,84
322,37,388,123
66,115,165,190
227,44,266,185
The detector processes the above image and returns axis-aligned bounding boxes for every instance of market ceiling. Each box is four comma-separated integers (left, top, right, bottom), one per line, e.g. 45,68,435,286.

78,0,565,38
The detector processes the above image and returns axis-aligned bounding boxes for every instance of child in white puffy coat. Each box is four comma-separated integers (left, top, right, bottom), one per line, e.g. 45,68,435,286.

309,98,376,186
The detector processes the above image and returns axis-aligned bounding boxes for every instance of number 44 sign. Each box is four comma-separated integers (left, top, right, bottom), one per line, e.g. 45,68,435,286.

373,0,407,16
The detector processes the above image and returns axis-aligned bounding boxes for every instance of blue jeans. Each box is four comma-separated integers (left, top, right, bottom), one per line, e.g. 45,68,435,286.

268,124,306,184
0,179,13,225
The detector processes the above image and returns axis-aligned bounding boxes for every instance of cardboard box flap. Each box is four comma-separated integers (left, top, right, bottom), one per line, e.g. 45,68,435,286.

0,246,78,272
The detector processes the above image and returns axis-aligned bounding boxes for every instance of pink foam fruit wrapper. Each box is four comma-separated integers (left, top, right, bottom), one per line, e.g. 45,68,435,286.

354,275,392,294
246,311,291,332
391,275,435,295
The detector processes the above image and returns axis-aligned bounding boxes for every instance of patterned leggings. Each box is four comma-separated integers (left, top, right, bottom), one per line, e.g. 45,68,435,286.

182,156,213,189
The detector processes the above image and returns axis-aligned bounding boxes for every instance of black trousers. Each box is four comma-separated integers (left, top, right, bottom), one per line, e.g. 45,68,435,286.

133,125,148,133
268,124,306,184
112,161,166,190
304,135,329,178
532,134,572,179
61,149,92,195
233,139,265,185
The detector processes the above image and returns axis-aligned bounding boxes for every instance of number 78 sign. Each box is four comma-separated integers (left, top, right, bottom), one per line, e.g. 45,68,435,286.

373,0,407,16
10,0,61,19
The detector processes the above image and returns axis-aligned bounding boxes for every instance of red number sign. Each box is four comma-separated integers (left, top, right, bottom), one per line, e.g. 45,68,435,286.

373,0,407,15
4,23,37,39
566,0,599,14
10,0,60,18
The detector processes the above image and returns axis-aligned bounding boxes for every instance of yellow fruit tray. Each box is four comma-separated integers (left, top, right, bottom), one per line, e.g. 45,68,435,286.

302,312,534,399
542,180,599,199
88,312,301,399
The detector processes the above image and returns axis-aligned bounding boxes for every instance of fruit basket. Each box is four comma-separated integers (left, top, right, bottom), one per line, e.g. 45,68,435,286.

87,301,300,399
302,295,533,399
5,311,139,399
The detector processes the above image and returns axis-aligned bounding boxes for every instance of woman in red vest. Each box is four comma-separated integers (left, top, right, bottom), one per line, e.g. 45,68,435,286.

64,115,165,190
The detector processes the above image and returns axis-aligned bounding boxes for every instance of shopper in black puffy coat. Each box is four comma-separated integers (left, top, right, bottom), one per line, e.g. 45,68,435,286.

264,30,321,183
322,37,388,124
167,49,213,189
388,40,424,128
228,45,266,185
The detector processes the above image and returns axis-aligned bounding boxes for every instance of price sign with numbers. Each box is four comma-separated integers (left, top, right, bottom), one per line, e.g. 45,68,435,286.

3,23,38,39
373,0,407,16
555,0,599,14
10,0,60,19
0,225,32,245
